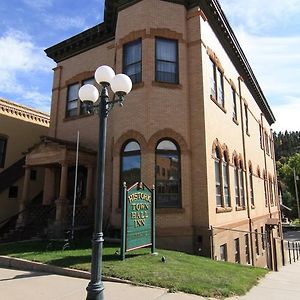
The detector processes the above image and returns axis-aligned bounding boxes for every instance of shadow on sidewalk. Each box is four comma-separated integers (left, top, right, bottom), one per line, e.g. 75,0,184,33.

0,269,48,282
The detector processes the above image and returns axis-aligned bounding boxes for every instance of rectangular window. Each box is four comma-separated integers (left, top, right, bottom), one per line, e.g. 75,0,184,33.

259,124,264,149
239,169,245,207
269,179,274,205
232,88,237,121
80,78,95,115
209,59,224,108
66,78,96,118
265,132,269,154
155,38,178,84
223,161,230,207
255,229,259,256
249,171,254,206
245,234,250,264
123,39,142,84
215,160,222,207
66,83,80,117
0,137,7,168
234,166,239,206
234,238,240,263
210,59,217,99
261,226,265,250
216,68,224,106
220,244,227,261
264,178,269,207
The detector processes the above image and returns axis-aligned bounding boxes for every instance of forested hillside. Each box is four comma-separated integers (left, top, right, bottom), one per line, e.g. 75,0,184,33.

274,131,300,219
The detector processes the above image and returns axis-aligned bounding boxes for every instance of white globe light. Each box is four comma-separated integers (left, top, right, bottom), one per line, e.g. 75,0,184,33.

78,84,99,103
95,65,115,85
110,74,132,95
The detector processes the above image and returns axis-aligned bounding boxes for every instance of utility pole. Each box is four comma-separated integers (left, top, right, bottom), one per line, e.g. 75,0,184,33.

293,168,300,221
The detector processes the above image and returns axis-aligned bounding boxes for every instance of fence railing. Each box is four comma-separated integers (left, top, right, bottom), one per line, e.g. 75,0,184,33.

284,240,300,264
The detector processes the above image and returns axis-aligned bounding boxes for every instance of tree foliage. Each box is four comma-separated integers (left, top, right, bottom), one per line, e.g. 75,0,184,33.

276,152,300,218
274,131,300,160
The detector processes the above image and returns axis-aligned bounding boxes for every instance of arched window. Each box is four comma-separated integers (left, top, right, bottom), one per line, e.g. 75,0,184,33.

269,175,274,205
120,140,141,189
155,139,181,208
239,161,245,207
249,165,254,207
222,152,230,207
234,157,240,206
263,171,268,207
214,147,222,207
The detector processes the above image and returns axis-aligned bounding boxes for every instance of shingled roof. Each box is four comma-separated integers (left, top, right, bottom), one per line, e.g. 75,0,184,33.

45,0,275,125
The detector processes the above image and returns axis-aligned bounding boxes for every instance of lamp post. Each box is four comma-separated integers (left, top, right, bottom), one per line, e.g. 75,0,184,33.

78,65,132,300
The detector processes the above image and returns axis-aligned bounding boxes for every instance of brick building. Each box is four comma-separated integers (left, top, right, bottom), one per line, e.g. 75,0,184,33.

22,0,281,268
0,98,49,228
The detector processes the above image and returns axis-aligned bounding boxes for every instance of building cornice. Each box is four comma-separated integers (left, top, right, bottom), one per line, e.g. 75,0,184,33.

199,0,275,125
45,0,275,125
0,98,50,127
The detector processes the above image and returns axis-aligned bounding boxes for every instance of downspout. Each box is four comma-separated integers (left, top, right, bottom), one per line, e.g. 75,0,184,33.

238,76,254,266
271,128,285,265
53,65,63,138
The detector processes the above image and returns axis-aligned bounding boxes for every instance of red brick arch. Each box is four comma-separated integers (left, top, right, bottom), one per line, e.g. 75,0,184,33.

211,138,222,159
113,130,147,157
148,128,189,154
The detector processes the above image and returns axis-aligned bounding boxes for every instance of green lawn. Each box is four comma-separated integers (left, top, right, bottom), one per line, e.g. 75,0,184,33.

0,240,268,298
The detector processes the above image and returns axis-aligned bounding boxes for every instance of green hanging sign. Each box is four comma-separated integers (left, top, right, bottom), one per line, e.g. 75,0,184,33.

121,182,156,260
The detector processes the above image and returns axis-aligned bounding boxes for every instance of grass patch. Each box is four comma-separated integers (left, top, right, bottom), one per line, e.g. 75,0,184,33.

0,240,268,298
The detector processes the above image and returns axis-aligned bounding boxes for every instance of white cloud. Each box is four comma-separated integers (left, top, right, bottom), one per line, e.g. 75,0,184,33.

0,30,52,72
272,97,300,132
43,15,88,31
22,0,53,10
219,0,300,33
234,29,300,97
0,30,54,112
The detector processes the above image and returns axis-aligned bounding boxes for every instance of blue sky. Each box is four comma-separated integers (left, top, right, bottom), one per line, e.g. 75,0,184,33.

0,0,299,132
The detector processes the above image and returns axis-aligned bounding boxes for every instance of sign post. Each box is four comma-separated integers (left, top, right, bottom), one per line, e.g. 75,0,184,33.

121,182,155,260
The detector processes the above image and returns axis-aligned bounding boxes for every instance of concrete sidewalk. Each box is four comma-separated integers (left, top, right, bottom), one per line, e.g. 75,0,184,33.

235,261,300,300
1,261,300,300
0,267,207,300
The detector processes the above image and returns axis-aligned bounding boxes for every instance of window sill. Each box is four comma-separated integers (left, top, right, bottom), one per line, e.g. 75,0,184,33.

63,113,94,122
152,81,182,89
156,207,185,214
216,207,233,213
132,81,144,90
210,95,226,113
235,206,246,211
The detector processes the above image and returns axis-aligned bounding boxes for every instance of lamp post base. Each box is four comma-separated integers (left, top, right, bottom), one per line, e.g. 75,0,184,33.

86,282,104,300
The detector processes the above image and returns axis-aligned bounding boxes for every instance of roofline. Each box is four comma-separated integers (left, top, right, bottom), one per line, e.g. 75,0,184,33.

0,97,50,127
45,0,275,125
200,0,275,124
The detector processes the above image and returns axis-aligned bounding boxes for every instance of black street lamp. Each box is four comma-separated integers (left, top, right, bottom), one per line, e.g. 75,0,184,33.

78,65,132,300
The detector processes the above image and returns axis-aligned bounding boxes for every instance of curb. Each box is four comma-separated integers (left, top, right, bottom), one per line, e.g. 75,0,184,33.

0,255,155,287
0,255,90,279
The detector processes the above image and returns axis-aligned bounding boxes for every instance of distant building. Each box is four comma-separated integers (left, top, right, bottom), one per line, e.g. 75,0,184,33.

20,0,281,268
0,98,49,227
